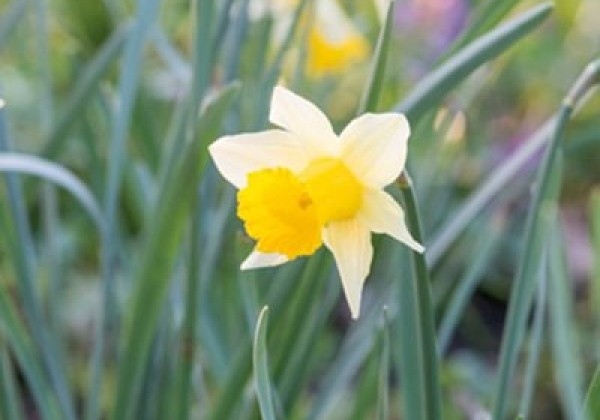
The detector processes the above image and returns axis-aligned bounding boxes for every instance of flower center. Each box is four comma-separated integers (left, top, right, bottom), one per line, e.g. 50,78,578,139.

237,168,322,259
300,158,363,223
237,159,363,259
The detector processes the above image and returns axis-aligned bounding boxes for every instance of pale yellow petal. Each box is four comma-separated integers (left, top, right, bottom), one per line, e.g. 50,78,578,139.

241,250,288,270
358,189,424,253
208,129,309,188
323,219,373,319
340,113,410,188
269,86,339,156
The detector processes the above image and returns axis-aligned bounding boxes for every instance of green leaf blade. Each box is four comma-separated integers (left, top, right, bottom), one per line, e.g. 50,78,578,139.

253,306,277,420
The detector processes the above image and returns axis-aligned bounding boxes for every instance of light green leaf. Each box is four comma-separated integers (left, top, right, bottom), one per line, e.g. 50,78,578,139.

253,307,277,420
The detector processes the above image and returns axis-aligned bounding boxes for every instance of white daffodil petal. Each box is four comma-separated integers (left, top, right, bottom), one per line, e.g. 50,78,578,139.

241,250,289,270
208,129,308,188
359,189,425,253
340,113,410,188
269,86,339,156
323,219,373,319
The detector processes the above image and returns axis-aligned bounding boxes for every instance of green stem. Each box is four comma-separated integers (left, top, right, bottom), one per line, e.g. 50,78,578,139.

398,175,442,420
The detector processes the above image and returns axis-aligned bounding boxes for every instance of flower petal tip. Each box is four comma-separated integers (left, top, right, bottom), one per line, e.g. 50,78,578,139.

412,243,425,254
240,250,288,270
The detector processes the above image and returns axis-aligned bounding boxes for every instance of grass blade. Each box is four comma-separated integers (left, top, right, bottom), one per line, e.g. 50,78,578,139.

446,0,522,56
111,85,237,420
548,223,585,419
395,2,553,122
0,101,76,420
437,220,502,354
170,192,202,420
517,269,547,418
0,152,105,230
308,295,387,420
0,0,27,51
208,256,322,420
591,189,600,330
277,270,338,414
0,343,23,420
585,367,600,419
428,69,600,267
358,0,396,114
492,115,567,419
377,309,390,420
427,118,555,266
42,23,130,158
97,3,161,418
0,286,61,419
396,175,442,420
493,60,600,419
253,307,276,420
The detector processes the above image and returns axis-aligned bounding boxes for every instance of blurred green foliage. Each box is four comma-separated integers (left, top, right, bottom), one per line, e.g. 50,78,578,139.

0,0,599,419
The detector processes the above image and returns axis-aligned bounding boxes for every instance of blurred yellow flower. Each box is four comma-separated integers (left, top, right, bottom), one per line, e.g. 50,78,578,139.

307,26,369,77
305,0,369,77
250,0,370,78
209,86,423,318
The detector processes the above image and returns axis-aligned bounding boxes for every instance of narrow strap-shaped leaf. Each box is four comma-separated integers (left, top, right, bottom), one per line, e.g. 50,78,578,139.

492,108,568,420
86,6,161,418
110,84,238,420
42,23,130,159
395,2,553,122
428,60,600,266
208,255,322,420
377,309,390,420
358,0,396,114
308,292,388,419
437,221,502,354
517,269,547,418
427,117,555,266
0,343,24,420
548,221,585,419
397,175,442,420
0,100,76,420
592,189,600,329
0,152,105,231
444,0,522,57
0,0,27,51
277,271,338,413
357,4,442,415
253,307,277,420
493,59,600,418
0,288,62,419
584,366,600,419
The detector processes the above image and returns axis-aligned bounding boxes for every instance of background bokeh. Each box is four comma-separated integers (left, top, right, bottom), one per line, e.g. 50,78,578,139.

0,0,599,418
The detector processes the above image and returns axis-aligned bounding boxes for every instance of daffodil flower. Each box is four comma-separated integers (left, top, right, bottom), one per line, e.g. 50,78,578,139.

250,0,369,78
209,86,424,318
306,0,369,77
